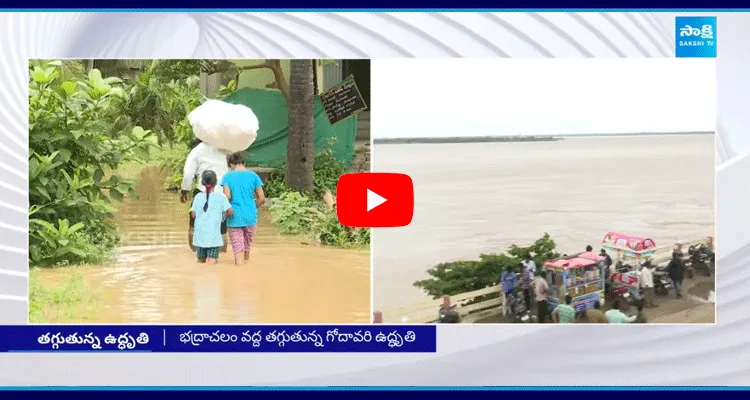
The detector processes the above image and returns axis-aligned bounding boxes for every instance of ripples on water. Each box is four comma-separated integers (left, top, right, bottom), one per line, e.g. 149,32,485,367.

373,135,716,310
38,166,371,324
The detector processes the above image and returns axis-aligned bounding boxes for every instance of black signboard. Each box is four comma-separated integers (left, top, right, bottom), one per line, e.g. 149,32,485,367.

319,77,368,125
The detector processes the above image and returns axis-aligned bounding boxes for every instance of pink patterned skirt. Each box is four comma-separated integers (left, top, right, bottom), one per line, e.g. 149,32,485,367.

227,226,257,254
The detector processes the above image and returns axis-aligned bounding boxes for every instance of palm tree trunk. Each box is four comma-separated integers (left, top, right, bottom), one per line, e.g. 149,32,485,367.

286,60,315,192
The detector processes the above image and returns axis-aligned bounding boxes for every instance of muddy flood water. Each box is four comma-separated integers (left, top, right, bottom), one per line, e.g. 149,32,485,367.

37,166,371,324
373,135,715,312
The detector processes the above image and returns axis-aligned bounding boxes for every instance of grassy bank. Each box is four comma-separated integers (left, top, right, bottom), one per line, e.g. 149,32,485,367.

29,268,99,323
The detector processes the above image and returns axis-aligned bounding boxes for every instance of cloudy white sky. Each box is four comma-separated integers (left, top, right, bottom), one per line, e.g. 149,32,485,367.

371,59,715,138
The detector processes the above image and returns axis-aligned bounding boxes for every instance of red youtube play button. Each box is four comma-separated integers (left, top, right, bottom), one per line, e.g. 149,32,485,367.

336,173,414,228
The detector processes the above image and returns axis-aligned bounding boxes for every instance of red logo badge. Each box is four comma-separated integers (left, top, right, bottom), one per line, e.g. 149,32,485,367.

336,173,414,228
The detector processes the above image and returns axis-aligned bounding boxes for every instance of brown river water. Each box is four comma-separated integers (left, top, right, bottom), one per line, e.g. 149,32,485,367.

373,135,715,311
37,166,371,324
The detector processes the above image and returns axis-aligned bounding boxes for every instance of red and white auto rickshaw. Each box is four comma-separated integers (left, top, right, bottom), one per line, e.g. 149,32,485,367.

600,232,656,302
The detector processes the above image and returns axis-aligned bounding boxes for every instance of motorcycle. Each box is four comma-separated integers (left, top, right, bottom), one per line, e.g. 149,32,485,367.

606,276,631,304
652,266,673,296
688,244,714,277
438,304,461,323
641,260,672,296
506,289,533,323
614,260,634,273
606,263,640,309
675,249,695,279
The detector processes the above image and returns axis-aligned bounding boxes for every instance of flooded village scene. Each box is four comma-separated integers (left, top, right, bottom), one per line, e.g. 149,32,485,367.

372,59,715,324
28,59,371,323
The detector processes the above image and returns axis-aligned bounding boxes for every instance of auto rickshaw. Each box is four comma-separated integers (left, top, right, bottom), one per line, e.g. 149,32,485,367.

542,252,607,312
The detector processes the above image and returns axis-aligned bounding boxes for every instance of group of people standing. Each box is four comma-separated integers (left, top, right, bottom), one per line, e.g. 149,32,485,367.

181,139,265,265
639,242,687,305
502,242,689,324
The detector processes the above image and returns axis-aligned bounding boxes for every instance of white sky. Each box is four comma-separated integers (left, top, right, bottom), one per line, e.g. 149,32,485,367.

371,59,716,138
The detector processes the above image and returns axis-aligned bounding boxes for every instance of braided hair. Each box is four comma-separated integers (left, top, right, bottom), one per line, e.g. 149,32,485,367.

201,170,218,212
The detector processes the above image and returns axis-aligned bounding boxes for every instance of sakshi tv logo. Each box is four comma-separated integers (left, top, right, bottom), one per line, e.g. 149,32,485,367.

675,16,716,58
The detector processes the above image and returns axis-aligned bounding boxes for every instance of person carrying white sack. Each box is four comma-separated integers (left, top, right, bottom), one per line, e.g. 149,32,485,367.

180,138,230,252
181,99,260,252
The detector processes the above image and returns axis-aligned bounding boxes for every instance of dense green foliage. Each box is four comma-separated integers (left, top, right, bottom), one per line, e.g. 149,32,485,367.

122,60,202,147
29,61,157,267
413,234,560,298
269,191,369,248
266,145,369,248
119,60,203,189
263,144,350,199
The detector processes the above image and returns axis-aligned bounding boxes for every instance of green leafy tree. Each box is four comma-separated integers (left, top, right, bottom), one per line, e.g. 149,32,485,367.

414,234,561,298
28,60,157,267
122,60,202,147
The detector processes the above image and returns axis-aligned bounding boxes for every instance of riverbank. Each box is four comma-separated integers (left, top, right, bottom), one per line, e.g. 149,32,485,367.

374,135,561,145
373,131,715,145
476,275,715,324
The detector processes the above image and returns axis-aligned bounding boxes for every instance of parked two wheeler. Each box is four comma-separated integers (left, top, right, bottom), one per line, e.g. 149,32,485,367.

688,244,714,277
641,260,672,296
506,289,533,323
652,268,673,296
614,260,634,273
438,304,461,323
605,276,632,305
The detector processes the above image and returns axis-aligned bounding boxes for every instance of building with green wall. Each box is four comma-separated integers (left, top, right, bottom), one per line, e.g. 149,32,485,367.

230,59,370,142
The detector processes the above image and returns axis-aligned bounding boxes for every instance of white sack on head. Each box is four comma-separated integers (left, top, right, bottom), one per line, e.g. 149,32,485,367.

187,99,259,153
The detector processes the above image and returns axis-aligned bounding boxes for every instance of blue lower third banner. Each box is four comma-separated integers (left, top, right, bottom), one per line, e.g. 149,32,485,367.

0,325,436,353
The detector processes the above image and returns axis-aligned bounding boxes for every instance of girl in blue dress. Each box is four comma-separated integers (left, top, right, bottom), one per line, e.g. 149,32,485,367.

190,170,233,264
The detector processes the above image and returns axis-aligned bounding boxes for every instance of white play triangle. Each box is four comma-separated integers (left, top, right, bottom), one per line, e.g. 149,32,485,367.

366,189,387,212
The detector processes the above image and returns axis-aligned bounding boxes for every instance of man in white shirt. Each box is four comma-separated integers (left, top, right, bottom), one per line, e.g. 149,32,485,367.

180,139,231,251
639,262,657,308
180,139,230,199
521,254,536,274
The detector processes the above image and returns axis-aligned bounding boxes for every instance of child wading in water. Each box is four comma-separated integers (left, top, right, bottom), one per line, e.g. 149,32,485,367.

191,170,233,264
222,152,265,265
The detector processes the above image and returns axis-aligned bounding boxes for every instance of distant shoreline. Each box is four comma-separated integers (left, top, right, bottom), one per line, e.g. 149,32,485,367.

373,131,715,145
373,136,560,144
